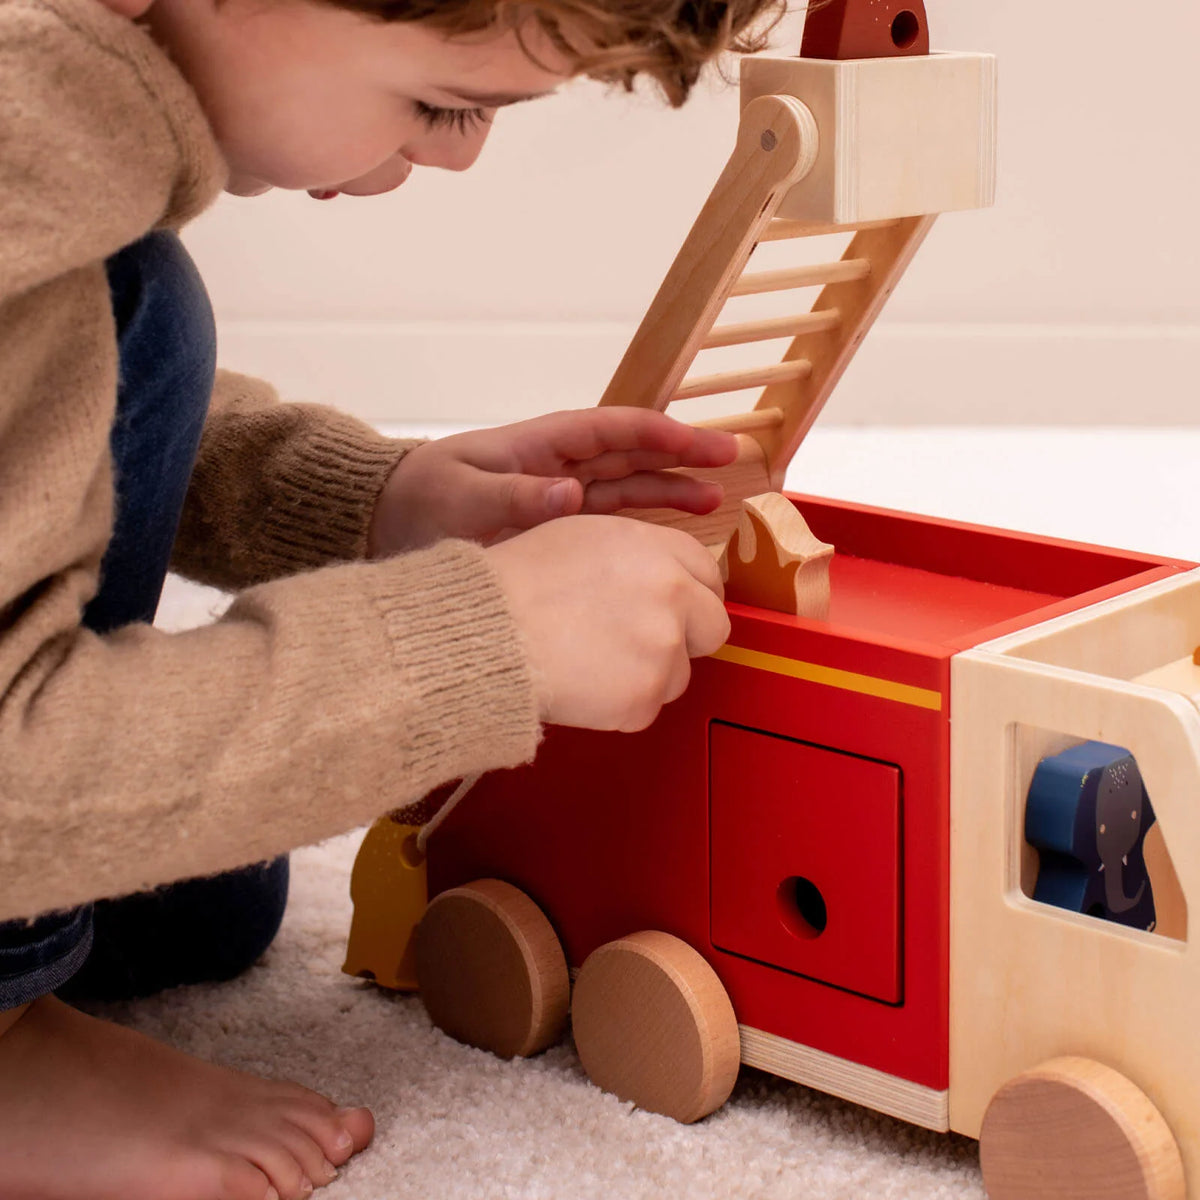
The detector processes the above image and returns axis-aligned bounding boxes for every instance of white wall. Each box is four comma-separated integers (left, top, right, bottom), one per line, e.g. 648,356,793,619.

183,1,1200,426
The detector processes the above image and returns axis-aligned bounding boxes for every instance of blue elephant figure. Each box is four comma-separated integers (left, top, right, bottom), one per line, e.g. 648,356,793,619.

1025,741,1157,932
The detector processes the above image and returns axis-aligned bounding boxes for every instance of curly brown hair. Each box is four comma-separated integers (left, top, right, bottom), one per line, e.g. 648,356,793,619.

320,0,797,107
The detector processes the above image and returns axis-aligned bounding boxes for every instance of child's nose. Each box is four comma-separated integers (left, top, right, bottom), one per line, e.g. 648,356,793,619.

405,121,493,172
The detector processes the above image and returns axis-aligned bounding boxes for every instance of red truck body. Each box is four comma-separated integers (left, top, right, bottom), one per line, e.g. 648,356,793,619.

425,493,1192,1097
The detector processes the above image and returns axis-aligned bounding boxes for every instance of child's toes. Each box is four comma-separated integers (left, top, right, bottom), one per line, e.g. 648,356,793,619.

335,1105,374,1154
210,1152,278,1200
286,1102,372,1167
274,1122,339,1189
239,1138,313,1200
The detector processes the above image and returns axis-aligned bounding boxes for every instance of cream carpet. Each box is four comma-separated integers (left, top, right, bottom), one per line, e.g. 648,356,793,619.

104,426,1200,1199
86,829,985,1199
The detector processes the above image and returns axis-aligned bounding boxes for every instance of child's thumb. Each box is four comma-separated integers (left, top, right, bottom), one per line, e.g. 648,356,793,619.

491,475,583,529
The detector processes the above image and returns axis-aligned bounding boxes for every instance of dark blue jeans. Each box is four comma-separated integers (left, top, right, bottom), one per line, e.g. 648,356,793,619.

0,231,288,1008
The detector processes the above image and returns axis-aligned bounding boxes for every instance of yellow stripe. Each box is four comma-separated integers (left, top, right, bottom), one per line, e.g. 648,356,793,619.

710,643,943,711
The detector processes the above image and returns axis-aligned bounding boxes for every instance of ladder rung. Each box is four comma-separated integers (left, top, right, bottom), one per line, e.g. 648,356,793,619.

759,218,902,242
693,408,786,436
703,309,841,349
731,259,871,296
673,360,812,402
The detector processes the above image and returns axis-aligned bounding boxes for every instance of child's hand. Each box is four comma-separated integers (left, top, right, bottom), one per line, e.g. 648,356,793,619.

368,409,738,556
487,515,730,731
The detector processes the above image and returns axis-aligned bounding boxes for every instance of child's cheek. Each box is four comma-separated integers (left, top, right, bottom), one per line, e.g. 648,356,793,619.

221,91,403,191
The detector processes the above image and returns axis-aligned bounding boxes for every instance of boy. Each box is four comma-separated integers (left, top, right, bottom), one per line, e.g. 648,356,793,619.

0,0,782,1194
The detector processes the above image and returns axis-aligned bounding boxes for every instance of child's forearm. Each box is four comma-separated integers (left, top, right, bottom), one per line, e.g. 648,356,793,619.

0,540,540,924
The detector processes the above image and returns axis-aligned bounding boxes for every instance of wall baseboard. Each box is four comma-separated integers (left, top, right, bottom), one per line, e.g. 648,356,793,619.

216,320,1200,426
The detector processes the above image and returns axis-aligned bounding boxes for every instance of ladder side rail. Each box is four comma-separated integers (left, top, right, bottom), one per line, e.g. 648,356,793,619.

598,94,818,412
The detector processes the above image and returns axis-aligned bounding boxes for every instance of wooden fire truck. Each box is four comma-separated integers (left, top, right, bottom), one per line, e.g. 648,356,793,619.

344,6,1197,1197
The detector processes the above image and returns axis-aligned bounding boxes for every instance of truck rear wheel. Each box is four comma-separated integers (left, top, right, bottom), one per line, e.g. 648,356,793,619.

979,1056,1184,1200
415,878,569,1059
571,930,740,1124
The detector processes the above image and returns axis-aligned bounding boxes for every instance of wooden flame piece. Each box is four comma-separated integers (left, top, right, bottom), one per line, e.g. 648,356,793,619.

719,493,834,618
800,0,930,60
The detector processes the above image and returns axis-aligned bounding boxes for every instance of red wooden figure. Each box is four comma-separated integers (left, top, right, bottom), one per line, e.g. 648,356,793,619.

800,0,930,60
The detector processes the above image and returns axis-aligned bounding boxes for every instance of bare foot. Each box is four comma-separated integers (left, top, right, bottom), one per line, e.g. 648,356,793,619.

0,995,373,1200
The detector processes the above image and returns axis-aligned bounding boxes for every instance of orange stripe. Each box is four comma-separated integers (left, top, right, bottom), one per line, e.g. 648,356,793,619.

711,644,943,711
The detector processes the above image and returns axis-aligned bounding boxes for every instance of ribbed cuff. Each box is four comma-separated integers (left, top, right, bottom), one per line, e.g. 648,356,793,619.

256,411,419,575
367,538,542,791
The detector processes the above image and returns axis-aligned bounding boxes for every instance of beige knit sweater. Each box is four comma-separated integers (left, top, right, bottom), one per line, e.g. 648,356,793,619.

0,0,541,922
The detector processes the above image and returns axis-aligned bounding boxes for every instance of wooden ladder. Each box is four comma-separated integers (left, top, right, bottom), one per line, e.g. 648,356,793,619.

603,93,936,548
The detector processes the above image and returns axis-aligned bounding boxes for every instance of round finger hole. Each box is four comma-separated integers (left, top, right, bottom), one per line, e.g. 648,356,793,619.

891,10,921,49
777,875,827,939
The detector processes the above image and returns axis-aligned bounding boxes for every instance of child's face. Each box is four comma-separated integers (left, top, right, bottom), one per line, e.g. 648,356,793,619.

139,0,572,197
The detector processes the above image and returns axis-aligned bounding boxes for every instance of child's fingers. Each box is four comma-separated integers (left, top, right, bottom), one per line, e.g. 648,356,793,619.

565,446,729,483
473,472,585,532
502,409,737,474
619,644,694,732
681,569,732,657
674,531,726,601
571,411,738,468
581,472,724,515
639,519,725,599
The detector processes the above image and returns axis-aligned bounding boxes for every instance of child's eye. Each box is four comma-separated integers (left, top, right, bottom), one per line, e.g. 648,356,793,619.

412,101,491,134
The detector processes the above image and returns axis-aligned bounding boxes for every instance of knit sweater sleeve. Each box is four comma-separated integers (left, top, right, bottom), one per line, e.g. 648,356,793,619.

171,369,421,588
0,0,542,922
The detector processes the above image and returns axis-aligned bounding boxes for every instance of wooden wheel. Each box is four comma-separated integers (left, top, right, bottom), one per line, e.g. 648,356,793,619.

415,879,569,1059
571,930,740,1124
979,1056,1185,1200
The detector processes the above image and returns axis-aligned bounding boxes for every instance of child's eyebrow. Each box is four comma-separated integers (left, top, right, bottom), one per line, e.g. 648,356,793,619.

439,88,556,107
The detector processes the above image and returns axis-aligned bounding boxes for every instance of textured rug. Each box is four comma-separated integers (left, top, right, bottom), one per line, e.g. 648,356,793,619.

87,829,985,1199
103,552,986,1196
106,421,1194,1199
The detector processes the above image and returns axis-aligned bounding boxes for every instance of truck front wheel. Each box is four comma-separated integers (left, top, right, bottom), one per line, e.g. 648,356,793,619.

571,930,740,1124
979,1056,1184,1200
